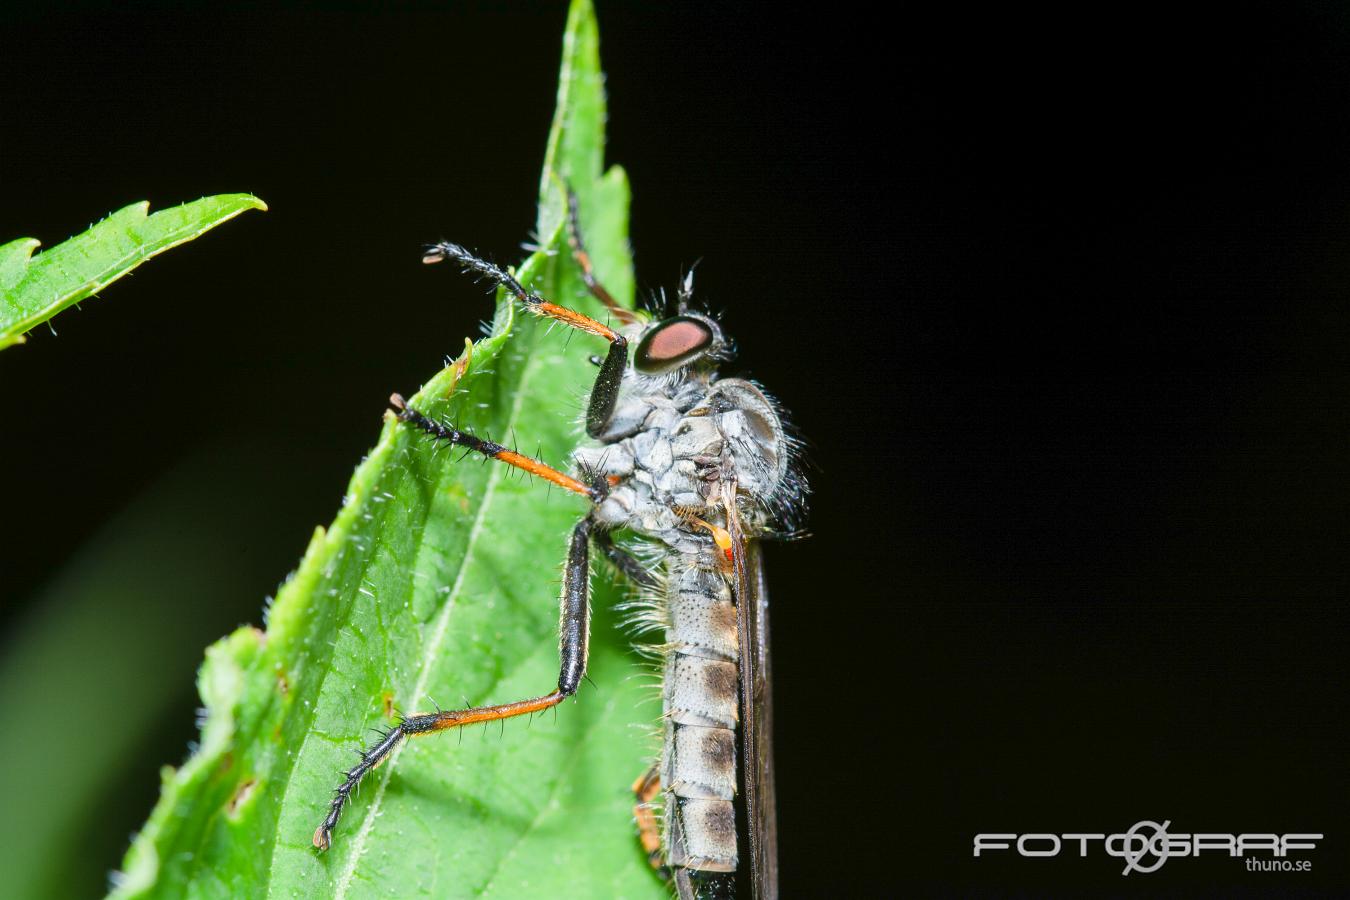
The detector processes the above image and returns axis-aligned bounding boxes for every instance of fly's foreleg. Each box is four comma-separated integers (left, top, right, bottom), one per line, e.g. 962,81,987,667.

422,240,629,437
313,516,595,851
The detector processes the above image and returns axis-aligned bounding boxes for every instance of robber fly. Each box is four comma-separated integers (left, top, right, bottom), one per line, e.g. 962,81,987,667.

312,193,805,899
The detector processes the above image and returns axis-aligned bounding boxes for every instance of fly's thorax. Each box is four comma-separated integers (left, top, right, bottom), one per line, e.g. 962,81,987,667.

575,375,792,548
591,363,708,443
574,383,719,547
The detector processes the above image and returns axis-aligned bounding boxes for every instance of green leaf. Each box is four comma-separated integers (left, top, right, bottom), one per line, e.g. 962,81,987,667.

0,193,266,350
112,1,662,897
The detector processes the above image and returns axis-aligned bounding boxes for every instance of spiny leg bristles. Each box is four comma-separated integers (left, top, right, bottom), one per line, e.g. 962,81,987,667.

312,724,405,851
422,242,536,304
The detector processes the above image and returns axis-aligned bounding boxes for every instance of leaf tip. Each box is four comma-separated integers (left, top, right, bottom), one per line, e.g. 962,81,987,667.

1,235,42,260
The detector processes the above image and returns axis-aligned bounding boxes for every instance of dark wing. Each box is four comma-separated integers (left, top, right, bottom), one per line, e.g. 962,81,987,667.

725,495,779,899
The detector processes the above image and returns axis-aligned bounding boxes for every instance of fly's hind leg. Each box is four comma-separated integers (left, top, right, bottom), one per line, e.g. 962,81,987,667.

593,528,659,590
632,764,666,873
422,233,629,438
314,514,596,851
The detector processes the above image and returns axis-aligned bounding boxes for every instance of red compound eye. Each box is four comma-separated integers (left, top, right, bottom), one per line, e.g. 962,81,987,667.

635,316,715,373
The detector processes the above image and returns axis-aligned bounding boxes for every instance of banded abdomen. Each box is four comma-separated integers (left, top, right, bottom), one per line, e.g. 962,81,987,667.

662,551,740,874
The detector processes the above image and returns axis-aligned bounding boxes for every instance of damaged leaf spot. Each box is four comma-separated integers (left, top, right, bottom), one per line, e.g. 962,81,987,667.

227,778,258,818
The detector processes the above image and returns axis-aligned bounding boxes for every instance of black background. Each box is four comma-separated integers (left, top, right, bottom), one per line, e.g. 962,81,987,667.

4,2,1349,896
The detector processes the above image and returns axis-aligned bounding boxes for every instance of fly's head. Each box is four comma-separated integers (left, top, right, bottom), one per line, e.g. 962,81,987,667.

633,272,734,375
633,312,729,375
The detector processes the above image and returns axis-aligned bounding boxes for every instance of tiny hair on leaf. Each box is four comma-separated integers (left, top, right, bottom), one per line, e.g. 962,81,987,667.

0,193,266,350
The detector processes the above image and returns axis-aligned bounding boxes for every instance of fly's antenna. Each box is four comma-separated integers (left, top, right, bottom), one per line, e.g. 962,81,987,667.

677,261,701,313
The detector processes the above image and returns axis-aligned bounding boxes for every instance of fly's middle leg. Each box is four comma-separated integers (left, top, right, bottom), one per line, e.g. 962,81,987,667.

390,394,604,501
313,515,596,851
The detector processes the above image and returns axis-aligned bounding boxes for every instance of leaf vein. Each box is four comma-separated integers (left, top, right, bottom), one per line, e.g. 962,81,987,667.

331,330,544,900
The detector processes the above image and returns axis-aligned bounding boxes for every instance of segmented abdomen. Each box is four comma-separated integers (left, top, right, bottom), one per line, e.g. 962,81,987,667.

662,553,740,873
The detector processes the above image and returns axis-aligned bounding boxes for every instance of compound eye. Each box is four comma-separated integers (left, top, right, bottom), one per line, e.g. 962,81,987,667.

634,316,715,373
